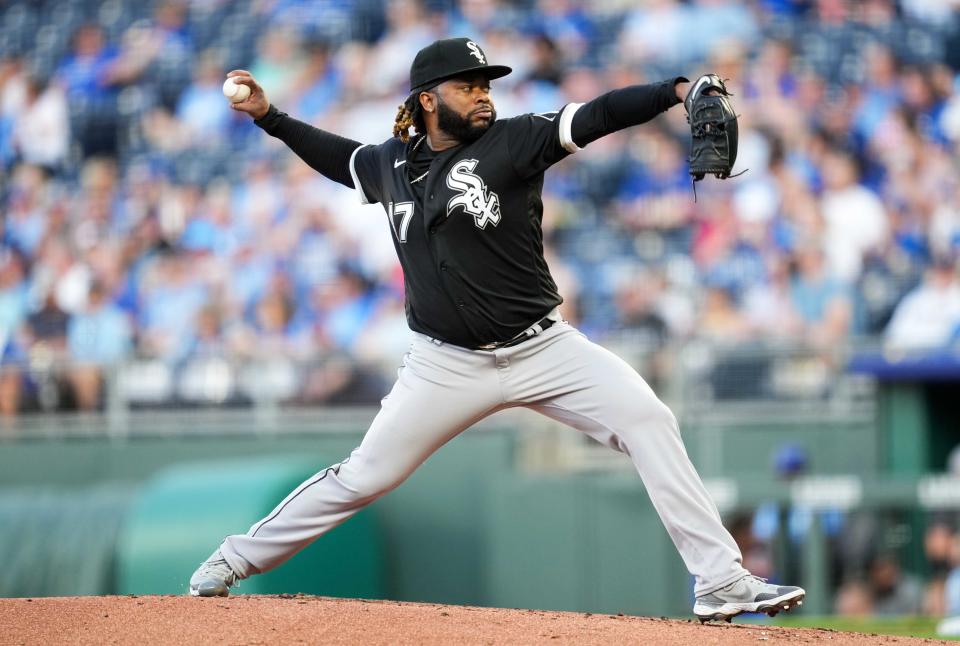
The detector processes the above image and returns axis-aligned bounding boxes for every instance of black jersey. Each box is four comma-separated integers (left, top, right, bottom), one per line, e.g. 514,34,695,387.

349,103,584,349
254,79,681,348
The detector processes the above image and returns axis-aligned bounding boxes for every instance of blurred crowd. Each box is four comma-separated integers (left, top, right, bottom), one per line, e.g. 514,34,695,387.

729,443,960,628
2,0,960,412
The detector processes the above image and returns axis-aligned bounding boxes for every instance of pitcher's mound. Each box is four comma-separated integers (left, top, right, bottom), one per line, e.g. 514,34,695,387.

0,595,947,645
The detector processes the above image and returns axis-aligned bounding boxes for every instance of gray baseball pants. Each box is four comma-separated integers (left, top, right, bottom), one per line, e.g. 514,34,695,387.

219,321,748,596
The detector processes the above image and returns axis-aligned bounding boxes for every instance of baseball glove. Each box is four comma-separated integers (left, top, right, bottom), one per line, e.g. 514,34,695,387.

684,74,739,181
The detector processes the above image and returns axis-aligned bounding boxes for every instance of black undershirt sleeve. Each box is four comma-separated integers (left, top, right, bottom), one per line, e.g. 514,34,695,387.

570,77,688,148
253,104,361,189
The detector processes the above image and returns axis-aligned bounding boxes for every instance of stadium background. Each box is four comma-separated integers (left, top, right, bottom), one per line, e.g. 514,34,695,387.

3,0,960,635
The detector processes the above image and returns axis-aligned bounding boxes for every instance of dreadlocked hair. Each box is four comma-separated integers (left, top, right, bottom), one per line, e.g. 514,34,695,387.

393,92,425,142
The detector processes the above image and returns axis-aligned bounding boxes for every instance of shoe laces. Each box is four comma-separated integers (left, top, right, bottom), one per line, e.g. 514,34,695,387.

726,574,767,590
740,574,775,590
200,557,238,587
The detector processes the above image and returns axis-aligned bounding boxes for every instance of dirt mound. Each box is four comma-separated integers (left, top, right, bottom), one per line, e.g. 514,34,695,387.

0,595,947,645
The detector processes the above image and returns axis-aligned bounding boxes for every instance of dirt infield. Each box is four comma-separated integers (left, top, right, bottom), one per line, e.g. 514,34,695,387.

0,595,949,645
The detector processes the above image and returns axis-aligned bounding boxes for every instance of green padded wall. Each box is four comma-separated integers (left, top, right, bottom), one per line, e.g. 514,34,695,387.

589,475,689,615
486,473,689,617
684,420,878,478
0,429,517,604
116,457,383,598
0,486,135,597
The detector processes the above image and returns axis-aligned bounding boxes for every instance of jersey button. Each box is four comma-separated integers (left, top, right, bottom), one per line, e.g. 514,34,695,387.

440,262,447,271
429,193,435,199
456,300,465,308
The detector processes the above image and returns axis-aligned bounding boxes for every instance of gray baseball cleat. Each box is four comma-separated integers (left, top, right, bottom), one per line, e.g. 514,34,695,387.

189,549,239,597
693,575,805,623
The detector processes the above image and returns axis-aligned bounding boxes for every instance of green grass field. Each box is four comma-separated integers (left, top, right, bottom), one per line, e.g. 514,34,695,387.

775,616,956,640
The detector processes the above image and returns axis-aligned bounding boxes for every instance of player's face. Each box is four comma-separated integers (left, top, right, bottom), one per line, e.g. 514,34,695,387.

433,75,496,143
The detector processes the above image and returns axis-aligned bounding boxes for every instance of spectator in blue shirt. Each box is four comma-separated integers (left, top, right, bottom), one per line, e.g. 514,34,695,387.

789,245,853,349
176,51,233,140
0,249,28,418
292,41,343,119
55,24,122,157
0,249,29,337
67,281,132,410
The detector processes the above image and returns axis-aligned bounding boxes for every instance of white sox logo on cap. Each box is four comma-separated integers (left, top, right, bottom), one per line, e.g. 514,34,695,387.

466,41,486,64
446,159,500,229
409,38,510,92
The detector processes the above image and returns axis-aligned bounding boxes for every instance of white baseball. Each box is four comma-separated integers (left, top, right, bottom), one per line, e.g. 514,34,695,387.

222,77,251,103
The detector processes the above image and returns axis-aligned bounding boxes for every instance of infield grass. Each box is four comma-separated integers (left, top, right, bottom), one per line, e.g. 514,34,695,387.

774,616,957,640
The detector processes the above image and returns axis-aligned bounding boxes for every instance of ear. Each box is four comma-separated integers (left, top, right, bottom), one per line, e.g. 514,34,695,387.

419,90,436,113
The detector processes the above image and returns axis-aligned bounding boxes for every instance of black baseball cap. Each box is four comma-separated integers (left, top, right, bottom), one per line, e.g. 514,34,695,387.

409,37,512,94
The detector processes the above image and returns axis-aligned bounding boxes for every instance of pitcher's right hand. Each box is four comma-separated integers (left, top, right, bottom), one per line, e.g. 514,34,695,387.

225,70,269,120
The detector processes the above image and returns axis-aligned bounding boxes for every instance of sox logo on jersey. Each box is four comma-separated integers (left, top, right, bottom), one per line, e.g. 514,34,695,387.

446,159,501,229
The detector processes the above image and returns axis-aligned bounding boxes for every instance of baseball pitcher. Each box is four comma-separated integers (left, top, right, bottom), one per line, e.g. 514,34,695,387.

189,37,804,623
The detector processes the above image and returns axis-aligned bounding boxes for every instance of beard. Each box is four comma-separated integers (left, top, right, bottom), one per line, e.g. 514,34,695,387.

436,95,496,143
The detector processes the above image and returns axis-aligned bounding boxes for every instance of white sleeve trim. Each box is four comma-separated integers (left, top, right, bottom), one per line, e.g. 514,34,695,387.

349,144,372,205
558,102,584,154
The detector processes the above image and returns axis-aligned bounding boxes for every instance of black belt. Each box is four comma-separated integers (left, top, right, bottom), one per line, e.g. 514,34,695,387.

477,315,557,351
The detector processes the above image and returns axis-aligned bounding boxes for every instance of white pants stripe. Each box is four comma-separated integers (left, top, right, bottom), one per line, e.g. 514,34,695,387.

220,322,748,595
